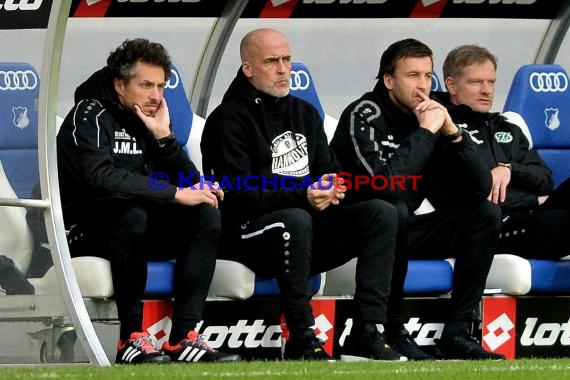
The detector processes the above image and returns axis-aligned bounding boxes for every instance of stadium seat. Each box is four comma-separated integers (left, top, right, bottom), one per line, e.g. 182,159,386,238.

503,64,570,188
323,258,454,296
0,62,40,200
485,254,531,295
431,72,444,92
289,62,338,142
502,63,570,293
0,62,40,279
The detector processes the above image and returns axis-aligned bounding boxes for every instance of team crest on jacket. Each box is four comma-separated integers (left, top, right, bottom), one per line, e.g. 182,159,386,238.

271,131,309,177
494,131,513,143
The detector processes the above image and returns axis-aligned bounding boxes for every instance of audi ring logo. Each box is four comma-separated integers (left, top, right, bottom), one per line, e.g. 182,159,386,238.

529,72,568,93
0,70,38,91
165,69,180,89
290,70,310,91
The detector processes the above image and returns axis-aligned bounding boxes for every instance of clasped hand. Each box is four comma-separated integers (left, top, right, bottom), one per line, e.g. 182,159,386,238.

307,173,346,211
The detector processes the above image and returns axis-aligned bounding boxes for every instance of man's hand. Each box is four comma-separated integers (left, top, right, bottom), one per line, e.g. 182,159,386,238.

174,181,224,208
488,165,511,204
134,97,171,140
307,173,346,211
414,91,446,134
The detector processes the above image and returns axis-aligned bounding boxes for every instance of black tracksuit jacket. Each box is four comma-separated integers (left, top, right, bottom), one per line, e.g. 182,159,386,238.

201,68,339,227
57,66,200,213
432,91,553,212
330,82,492,212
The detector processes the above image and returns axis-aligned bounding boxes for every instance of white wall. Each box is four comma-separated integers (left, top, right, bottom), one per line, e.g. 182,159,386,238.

207,18,552,117
1,17,567,121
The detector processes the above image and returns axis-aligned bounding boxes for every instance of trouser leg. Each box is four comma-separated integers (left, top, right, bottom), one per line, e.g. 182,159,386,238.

447,202,500,323
408,202,501,328
224,209,314,338
147,204,220,344
67,203,150,341
313,199,397,323
386,200,409,326
499,208,570,259
106,206,149,341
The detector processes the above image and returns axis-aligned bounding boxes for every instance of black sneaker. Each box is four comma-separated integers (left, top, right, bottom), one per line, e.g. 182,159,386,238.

385,326,433,361
283,334,334,361
435,332,506,360
115,331,171,364
162,331,241,362
341,329,407,362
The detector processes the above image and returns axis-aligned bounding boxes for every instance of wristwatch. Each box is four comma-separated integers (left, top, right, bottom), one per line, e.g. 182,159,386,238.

444,126,463,142
497,162,512,171
157,131,176,146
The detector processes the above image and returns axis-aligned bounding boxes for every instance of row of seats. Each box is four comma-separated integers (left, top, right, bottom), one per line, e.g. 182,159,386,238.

502,63,570,293
1,62,570,305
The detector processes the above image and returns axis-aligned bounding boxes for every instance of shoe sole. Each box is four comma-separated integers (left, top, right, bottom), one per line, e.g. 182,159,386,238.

164,354,242,363
340,354,408,362
115,355,171,365
283,357,337,362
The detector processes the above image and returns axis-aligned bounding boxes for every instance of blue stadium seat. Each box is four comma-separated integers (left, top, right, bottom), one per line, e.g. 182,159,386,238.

323,257,454,296
163,63,193,151
0,62,40,277
504,64,570,187
0,62,39,199
431,72,444,92
503,63,570,293
289,62,325,121
289,62,338,142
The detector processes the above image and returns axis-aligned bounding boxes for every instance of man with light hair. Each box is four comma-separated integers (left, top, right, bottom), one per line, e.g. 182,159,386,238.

440,44,570,261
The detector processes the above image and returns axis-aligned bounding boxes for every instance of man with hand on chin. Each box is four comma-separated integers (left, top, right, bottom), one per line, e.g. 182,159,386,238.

57,38,238,364
331,38,504,360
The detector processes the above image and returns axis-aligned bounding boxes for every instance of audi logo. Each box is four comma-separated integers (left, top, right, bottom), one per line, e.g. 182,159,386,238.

0,70,38,91
529,72,568,93
290,70,310,91
165,69,179,90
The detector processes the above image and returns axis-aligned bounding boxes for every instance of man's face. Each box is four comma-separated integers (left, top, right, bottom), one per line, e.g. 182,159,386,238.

384,56,433,112
114,60,167,116
447,60,496,112
242,32,292,98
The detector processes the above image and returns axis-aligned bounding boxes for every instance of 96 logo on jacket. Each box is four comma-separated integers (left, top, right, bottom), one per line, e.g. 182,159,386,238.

482,296,516,359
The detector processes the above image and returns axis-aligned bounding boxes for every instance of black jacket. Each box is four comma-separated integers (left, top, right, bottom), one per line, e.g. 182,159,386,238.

57,66,200,213
330,82,492,213
201,68,339,226
433,91,554,212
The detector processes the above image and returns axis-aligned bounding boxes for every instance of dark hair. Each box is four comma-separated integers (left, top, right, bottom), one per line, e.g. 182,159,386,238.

106,38,171,82
377,38,433,79
443,44,497,80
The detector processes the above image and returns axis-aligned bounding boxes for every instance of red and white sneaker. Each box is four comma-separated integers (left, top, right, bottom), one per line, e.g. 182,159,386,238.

162,331,241,363
115,331,170,364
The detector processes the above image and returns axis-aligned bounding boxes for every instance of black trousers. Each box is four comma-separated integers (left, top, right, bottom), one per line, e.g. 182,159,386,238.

388,200,501,324
65,200,220,344
219,199,397,338
499,178,570,259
